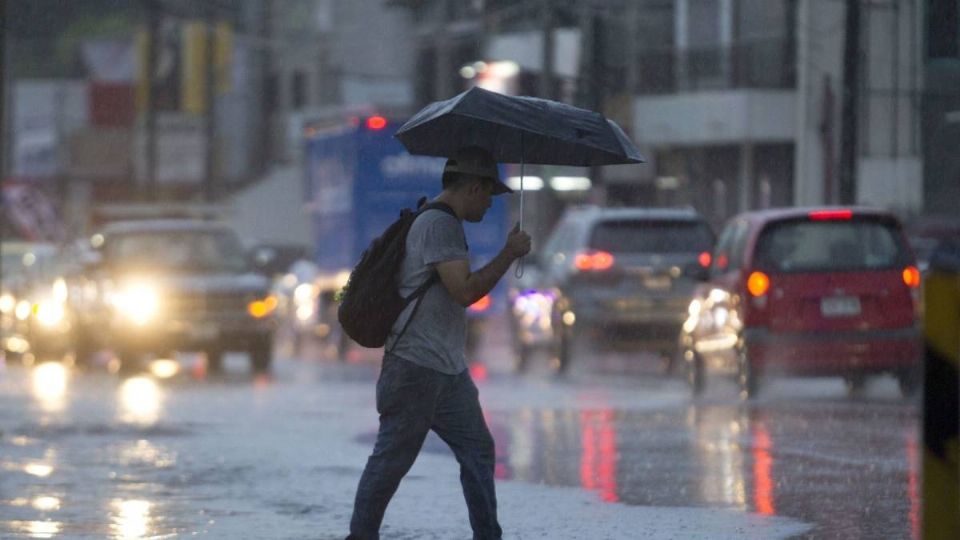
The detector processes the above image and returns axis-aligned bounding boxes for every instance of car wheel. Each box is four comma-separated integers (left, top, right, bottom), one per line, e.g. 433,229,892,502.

72,329,97,368
117,350,144,376
843,375,868,398
250,339,273,373
206,349,224,373
660,349,678,377
554,325,573,375
515,343,531,373
737,343,759,400
684,347,705,396
336,330,351,362
292,330,304,357
896,367,921,399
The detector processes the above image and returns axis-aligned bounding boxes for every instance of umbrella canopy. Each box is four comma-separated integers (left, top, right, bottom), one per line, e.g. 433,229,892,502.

395,86,645,166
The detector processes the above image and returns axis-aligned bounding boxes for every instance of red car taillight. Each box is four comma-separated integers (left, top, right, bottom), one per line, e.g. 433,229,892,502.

902,265,922,318
902,266,921,289
698,251,712,268
808,209,853,220
574,250,615,272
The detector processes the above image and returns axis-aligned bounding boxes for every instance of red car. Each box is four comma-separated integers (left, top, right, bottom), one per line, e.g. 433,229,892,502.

679,207,922,398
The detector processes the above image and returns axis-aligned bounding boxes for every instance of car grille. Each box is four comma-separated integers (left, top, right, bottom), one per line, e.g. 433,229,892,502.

163,292,251,318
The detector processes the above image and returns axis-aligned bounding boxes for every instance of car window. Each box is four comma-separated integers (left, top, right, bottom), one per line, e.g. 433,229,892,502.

753,219,910,272
588,219,713,254
542,220,577,266
105,230,248,272
711,219,748,275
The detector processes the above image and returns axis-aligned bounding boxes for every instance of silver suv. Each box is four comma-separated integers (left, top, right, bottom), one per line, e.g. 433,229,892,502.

511,206,714,373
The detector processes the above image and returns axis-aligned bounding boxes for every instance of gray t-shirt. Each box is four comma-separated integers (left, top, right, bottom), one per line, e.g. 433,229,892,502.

384,208,469,374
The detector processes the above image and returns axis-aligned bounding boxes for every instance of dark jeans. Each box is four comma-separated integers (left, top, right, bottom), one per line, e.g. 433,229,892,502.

347,355,502,540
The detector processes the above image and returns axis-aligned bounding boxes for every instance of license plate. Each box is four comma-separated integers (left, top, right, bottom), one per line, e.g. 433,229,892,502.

820,296,861,317
188,323,219,340
643,276,671,290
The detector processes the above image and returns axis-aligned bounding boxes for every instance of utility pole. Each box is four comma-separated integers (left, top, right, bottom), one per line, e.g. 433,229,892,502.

204,6,216,203
838,0,861,205
0,0,8,185
580,8,607,205
144,0,159,202
0,0,7,243
540,0,554,99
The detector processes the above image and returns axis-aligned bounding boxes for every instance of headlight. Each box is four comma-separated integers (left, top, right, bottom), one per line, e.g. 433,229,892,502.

110,282,161,325
513,290,556,333
16,300,33,321
293,283,314,304
248,295,278,319
34,299,66,327
0,293,15,313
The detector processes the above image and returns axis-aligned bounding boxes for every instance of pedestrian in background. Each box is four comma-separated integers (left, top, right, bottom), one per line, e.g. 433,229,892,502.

346,146,530,540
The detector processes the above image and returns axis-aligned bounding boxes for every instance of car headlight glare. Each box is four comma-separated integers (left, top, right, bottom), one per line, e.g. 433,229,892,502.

34,300,66,327
111,283,161,325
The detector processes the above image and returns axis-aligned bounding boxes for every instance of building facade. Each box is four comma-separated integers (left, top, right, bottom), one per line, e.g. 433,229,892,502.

395,0,934,226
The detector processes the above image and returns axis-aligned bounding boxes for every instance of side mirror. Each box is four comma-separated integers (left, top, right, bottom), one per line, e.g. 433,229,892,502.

249,247,277,275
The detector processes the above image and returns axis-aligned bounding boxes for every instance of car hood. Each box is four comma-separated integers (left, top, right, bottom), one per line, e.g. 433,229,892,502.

112,272,271,295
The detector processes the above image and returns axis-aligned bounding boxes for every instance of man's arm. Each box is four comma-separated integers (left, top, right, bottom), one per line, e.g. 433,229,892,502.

435,224,531,307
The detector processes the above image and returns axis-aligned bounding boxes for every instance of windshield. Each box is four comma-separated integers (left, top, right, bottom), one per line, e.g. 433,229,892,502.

1,247,61,286
104,230,248,273
589,220,714,254
754,219,911,272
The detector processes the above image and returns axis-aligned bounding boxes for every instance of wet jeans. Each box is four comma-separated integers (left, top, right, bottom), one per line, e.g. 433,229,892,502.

347,355,502,540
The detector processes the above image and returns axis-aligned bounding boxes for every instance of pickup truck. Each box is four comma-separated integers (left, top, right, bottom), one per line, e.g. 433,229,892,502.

72,219,277,373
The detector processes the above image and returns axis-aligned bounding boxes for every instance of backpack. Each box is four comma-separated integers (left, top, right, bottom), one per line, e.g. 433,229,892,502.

337,198,456,348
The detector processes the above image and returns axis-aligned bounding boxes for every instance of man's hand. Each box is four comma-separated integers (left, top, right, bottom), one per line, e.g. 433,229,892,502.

435,223,532,307
504,222,532,260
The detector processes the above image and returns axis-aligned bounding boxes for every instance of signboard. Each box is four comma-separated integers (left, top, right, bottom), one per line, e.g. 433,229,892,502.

1,181,65,242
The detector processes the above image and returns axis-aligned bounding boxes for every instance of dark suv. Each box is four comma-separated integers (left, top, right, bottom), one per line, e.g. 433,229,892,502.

511,206,715,372
72,220,277,373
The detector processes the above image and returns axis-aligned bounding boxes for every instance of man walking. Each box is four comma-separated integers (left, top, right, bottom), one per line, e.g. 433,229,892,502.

347,147,531,540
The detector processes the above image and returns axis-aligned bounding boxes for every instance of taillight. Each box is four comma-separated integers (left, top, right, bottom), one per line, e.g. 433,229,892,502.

469,294,492,313
902,266,921,288
365,116,388,130
698,251,712,268
809,209,853,220
747,271,770,297
574,250,615,272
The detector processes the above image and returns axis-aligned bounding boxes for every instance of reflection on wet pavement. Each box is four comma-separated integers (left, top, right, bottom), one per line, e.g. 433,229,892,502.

0,355,919,539
477,397,919,539
118,377,162,425
2,362,197,538
110,499,151,539
31,362,68,413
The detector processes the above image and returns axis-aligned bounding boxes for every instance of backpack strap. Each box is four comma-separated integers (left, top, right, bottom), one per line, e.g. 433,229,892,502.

384,200,457,354
386,273,438,354
418,200,457,218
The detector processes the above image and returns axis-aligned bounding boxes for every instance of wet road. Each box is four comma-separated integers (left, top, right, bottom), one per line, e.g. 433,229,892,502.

0,333,918,539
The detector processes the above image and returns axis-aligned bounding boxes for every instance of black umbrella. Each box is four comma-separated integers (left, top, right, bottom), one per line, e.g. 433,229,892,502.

395,86,645,166
396,86,645,276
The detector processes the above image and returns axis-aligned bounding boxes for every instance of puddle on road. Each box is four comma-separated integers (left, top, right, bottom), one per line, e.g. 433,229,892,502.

385,399,921,540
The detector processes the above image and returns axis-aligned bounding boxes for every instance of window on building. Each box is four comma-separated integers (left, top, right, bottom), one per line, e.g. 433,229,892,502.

634,0,675,94
292,71,307,109
928,0,959,58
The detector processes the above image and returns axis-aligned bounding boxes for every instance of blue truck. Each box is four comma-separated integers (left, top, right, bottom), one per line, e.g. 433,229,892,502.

301,115,509,360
